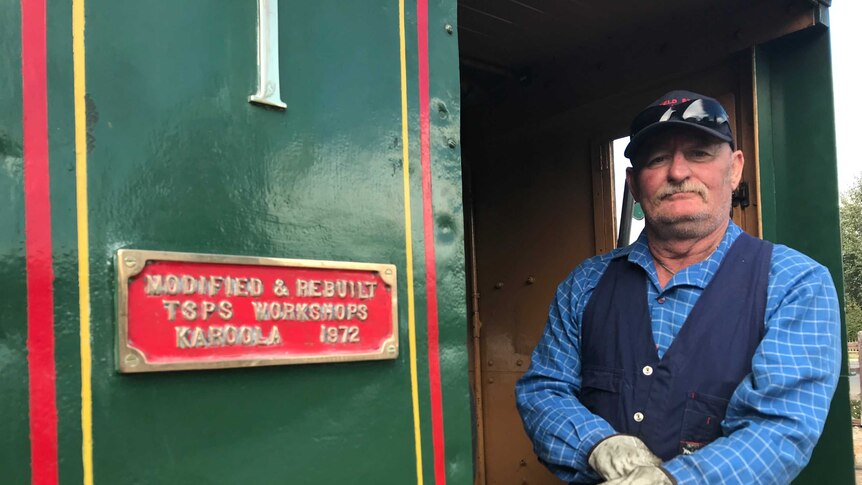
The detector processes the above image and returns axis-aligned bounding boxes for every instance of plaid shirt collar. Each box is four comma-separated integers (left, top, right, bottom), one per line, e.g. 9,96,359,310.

612,220,744,290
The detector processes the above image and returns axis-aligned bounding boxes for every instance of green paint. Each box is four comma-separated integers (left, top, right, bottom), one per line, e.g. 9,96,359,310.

47,0,86,481
756,28,855,484
1,0,464,482
23,0,474,483
81,1,409,483
427,1,473,482
0,2,30,484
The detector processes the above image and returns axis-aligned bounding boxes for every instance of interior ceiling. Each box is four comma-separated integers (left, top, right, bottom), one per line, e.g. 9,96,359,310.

458,0,716,70
458,0,821,72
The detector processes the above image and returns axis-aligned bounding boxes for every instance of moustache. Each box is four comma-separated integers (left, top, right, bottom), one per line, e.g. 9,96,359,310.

654,181,708,202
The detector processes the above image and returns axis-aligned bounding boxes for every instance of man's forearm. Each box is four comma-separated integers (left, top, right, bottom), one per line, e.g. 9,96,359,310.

661,422,815,484
516,377,617,482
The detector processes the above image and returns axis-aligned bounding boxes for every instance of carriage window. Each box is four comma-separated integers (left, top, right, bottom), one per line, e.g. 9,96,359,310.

613,137,644,247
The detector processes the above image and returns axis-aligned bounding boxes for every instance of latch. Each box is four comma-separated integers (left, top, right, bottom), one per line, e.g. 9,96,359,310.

732,181,750,209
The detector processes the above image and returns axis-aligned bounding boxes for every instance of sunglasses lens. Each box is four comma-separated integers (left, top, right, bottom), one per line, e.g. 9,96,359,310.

681,99,728,126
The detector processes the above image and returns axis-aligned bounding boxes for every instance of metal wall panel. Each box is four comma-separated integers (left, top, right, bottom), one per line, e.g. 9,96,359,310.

2,0,471,483
756,27,855,485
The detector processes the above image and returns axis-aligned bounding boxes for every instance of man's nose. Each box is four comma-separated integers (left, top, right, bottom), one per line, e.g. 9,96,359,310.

667,150,692,181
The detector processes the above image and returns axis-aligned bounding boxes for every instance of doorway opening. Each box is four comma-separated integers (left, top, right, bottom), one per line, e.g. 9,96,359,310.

458,1,762,483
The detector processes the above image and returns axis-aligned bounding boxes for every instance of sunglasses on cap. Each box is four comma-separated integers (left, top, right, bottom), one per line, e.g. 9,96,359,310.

624,96,734,159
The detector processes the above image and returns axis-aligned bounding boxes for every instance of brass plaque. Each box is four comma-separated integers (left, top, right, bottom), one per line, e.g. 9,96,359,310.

117,249,398,372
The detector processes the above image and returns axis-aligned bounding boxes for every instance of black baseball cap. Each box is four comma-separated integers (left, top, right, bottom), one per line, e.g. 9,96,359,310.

624,90,734,159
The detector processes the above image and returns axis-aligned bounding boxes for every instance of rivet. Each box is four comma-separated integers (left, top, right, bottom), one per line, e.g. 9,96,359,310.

516,359,523,367
123,256,137,268
526,276,535,284
488,360,494,366
437,102,449,118
494,281,504,289
445,24,454,35
519,459,527,467
488,377,495,383
447,138,457,149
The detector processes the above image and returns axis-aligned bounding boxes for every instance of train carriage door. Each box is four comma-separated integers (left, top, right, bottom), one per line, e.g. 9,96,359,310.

458,2,773,483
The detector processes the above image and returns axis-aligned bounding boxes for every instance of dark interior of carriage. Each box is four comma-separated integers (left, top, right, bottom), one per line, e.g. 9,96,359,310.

457,0,823,482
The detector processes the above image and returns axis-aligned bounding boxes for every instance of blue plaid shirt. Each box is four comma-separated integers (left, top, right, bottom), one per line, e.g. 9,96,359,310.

515,221,841,484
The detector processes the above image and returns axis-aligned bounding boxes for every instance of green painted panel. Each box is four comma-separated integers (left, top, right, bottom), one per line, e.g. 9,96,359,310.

82,5,406,479
0,2,30,484
756,29,855,484
427,1,473,482
5,0,473,481
46,1,86,484
46,0,472,483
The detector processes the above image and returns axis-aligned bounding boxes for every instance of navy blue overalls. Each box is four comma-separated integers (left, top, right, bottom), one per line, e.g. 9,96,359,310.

578,232,773,461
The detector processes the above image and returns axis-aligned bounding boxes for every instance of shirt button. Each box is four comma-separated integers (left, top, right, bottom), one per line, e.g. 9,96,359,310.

642,365,653,376
633,412,644,422
657,297,666,304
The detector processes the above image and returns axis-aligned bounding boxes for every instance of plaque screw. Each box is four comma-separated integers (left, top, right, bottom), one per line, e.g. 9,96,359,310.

494,281,504,289
123,256,137,268
385,268,393,275
526,276,535,285
447,138,458,149
387,345,397,354
124,353,140,367
445,24,454,35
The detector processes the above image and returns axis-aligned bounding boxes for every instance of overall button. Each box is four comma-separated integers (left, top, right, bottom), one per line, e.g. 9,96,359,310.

642,365,653,376
657,297,666,304
633,412,644,422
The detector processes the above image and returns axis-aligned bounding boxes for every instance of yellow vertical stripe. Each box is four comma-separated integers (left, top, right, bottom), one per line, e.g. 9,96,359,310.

72,0,94,483
399,0,424,483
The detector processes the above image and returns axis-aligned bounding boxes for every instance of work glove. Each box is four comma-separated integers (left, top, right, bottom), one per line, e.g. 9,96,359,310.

600,465,673,485
588,435,662,480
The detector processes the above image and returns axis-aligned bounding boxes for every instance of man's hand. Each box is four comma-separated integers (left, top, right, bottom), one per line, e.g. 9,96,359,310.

588,435,662,480
600,465,673,485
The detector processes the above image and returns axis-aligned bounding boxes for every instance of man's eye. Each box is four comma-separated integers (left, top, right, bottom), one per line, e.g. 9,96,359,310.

688,150,712,160
647,155,669,166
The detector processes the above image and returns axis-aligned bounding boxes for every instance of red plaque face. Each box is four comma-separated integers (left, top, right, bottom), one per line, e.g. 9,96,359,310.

116,250,398,372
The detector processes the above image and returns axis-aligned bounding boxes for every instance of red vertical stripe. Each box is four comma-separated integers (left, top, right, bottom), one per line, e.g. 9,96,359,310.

21,0,59,483
416,1,447,483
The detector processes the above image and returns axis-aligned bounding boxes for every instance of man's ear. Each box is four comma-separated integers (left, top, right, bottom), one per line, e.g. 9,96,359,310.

626,167,641,202
731,149,744,189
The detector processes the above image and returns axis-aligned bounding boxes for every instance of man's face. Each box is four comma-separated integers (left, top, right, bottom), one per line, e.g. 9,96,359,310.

626,127,744,241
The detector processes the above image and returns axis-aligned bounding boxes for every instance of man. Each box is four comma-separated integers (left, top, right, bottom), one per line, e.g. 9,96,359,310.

515,90,841,484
